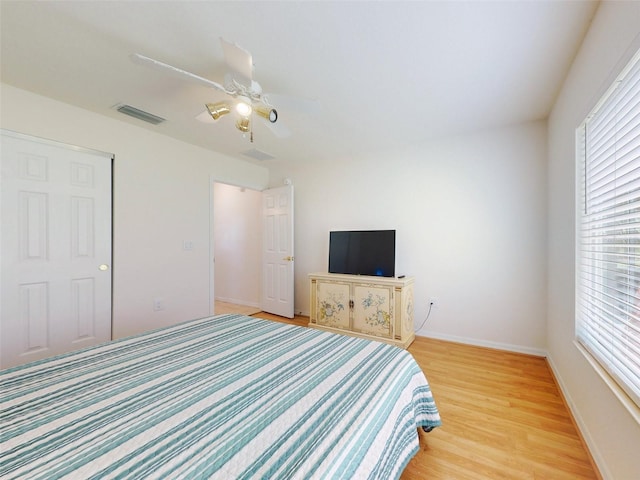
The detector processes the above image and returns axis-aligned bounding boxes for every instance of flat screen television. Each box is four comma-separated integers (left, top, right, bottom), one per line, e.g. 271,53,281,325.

328,230,395,277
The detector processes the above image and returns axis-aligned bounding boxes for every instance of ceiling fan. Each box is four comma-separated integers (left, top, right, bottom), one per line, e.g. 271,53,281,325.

130,38,319,141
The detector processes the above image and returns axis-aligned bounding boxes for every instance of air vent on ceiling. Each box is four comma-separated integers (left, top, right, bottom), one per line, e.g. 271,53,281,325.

241,148,275,161
116,104,165,125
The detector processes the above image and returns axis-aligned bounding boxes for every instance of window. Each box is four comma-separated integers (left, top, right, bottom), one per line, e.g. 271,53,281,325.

576,47,640,409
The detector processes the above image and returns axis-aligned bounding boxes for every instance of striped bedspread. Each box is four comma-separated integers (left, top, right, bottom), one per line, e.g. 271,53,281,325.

0,314,441,479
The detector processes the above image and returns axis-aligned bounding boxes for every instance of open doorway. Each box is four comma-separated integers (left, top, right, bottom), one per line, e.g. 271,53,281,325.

212,182,262,315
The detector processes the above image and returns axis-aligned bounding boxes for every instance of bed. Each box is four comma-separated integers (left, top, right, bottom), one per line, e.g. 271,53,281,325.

0,314,441,479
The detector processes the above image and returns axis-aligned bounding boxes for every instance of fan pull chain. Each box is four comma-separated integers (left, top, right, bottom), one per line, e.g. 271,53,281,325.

250,111,254,142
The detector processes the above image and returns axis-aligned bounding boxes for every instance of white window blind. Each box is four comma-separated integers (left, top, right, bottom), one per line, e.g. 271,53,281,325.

577,47,640,409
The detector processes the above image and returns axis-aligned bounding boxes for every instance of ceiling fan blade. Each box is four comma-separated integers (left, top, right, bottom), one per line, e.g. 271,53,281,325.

264,93,321,115
220,37,253,88
130,53,227,93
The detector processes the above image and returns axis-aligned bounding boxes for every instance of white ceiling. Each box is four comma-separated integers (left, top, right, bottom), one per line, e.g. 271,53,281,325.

1,1,599,169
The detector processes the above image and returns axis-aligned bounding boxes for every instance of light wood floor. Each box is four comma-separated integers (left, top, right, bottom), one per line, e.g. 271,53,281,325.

252,311,601,480
214,301,261,316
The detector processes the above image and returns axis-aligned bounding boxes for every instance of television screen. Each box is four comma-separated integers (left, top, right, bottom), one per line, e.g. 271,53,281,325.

328,230,395,277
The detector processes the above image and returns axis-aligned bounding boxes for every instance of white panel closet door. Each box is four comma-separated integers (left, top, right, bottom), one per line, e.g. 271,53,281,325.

1,131,112,369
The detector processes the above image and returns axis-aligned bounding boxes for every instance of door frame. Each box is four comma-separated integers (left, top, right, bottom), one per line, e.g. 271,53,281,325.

209,179,262,315
209,178,294,317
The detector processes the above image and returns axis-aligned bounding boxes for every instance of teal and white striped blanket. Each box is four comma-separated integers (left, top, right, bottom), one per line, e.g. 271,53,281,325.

0,314,441,479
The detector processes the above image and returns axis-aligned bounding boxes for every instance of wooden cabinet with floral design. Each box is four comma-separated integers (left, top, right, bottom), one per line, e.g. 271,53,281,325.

309,273,415,349
315,280,350,330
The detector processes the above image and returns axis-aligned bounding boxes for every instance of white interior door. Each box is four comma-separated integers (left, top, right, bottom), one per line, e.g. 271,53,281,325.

261,185,294,318
1,131,112,369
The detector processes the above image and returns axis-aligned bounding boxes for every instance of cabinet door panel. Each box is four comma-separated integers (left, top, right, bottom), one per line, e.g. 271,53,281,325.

353,284,393,338
316,281,350,329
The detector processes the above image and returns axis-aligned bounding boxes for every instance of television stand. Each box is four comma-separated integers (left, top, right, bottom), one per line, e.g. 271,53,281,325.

308,273,415,349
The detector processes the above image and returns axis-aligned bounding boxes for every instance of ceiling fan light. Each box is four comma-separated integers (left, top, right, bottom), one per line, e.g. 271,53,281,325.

255,105,278,123
236,117,250,132
205,102,230,120
236,101,252,117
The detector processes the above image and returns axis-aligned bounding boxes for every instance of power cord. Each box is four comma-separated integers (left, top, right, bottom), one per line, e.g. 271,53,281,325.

415,301,434,332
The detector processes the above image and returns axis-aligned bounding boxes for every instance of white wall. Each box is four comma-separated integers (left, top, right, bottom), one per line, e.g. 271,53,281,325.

272,121,548,354
0,84,269,339
213,182,262,307
547,2,640,479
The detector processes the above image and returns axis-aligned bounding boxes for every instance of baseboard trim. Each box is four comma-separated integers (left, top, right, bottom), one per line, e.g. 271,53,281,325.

546,354,608,480
416,330,547,357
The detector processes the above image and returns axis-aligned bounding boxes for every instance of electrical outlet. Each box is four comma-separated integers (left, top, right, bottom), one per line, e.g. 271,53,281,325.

153,298,165,311
429,297,437,308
